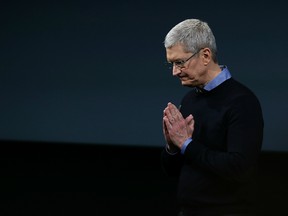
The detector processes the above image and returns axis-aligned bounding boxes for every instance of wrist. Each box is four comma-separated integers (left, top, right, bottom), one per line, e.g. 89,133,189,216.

180,138,192,154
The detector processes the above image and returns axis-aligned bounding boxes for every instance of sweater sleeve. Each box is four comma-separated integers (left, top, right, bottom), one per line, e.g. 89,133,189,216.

183,94,264,183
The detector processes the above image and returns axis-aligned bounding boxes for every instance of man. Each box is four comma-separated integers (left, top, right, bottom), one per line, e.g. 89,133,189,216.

161,19,264,216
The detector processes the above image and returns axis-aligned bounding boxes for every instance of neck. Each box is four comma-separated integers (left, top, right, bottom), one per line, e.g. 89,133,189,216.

203,63,222,86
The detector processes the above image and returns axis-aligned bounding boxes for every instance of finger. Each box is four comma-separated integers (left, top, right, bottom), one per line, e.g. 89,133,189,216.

188,115,195,127
168,103,183,121
163,116,173,130
185,115,194,137
163,119,168,135
163,107,167,117
168,102,177,117
169,103,180,112
164,105,175,123
163,115,170,130
185,114,194,124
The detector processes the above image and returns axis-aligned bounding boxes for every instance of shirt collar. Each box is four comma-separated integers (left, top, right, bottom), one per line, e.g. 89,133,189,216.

203,65,232,91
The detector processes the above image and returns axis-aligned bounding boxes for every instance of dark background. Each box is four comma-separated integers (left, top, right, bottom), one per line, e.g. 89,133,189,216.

1,0,288,215
1,0,288,151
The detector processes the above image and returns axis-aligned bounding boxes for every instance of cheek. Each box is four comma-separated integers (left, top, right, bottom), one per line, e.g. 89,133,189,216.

185,67,198,78
191,64,205,77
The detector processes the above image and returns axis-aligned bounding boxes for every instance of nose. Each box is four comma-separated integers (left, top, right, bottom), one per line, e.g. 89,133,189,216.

172,65,181,76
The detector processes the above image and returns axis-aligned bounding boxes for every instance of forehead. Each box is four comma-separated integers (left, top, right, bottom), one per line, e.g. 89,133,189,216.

166,44,190,61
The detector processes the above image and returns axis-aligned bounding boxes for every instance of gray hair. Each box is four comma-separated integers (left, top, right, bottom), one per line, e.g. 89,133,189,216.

164,19,218,62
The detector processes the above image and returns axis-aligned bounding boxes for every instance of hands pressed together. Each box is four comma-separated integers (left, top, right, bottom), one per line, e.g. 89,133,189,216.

163,102,194,152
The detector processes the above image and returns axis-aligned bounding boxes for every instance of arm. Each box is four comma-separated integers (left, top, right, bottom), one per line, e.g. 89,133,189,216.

184,95,264,182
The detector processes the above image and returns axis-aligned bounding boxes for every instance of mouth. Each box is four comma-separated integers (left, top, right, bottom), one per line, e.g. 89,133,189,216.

179,76,189,80
178,74,185,79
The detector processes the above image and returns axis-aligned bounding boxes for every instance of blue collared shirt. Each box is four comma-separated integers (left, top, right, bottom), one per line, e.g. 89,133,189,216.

180,65,232,154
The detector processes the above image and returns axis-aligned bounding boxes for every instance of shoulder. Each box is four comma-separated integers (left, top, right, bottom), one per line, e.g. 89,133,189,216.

223,79,263,120
221,78,260,102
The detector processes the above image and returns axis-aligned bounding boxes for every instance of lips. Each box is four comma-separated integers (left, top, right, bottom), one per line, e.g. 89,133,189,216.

179,76,187,80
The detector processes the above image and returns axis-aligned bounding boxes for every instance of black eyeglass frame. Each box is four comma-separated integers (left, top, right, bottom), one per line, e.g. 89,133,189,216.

167,48,204,69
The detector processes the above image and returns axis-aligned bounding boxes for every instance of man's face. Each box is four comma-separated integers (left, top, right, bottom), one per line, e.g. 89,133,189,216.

166,44,206,87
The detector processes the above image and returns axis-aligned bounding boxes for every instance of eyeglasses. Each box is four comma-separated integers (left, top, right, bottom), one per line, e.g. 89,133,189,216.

167,48,203,70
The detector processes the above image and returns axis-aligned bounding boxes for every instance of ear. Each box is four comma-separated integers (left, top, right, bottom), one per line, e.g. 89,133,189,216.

202,48,212,66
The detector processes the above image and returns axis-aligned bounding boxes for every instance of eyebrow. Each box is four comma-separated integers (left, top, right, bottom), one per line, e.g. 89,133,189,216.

167,58,185,63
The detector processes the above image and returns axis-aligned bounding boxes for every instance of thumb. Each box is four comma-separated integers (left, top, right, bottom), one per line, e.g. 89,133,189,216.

185,114,194,125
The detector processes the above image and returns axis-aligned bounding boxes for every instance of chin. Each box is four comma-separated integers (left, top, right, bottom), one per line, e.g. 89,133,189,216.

181,80,196,87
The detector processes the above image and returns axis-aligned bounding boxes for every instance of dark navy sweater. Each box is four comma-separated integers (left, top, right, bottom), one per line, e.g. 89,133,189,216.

161,78,264,214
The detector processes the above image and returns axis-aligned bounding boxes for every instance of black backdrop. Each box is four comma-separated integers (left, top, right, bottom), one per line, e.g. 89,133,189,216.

1,0,288,152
